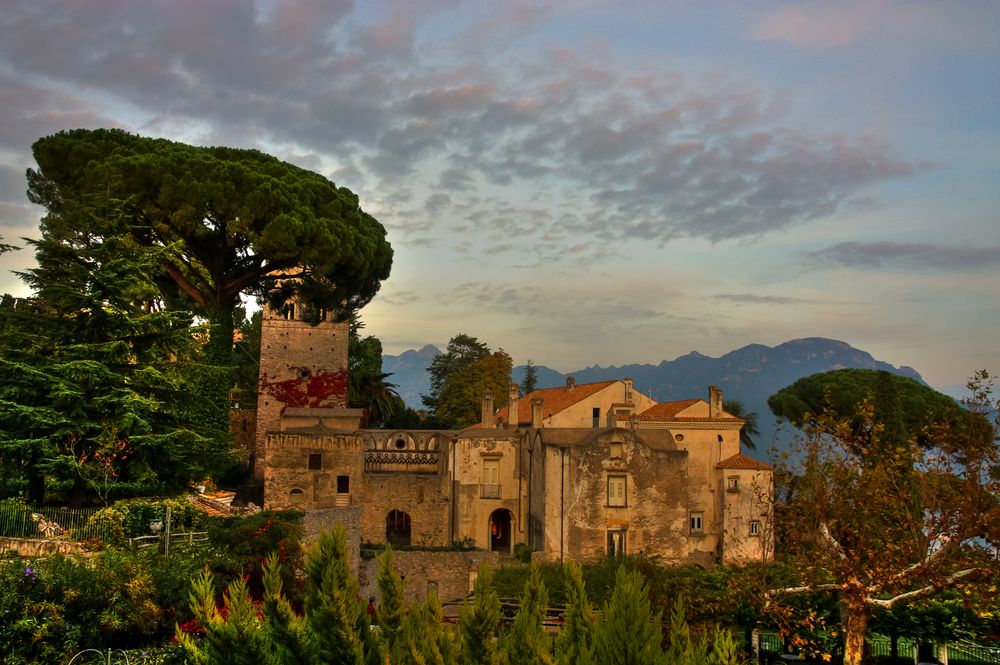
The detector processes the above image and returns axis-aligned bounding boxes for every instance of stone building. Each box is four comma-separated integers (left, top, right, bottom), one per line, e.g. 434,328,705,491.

258,300,772,566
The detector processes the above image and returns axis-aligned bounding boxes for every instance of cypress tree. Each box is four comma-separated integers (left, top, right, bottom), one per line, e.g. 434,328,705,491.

665,595,706,665
592,566,664,665
303,525,367,665
503,563,553,665
260,553,318,664
458,567,502,665
177,572,269,665
376,545,407,658
554,561,594,665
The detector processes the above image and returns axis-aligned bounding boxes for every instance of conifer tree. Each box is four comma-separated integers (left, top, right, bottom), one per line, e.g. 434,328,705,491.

503,563,553,665
665,595,703,665
707,627,742,665
458,567,503,665
177,572,270,665
261,553,318,664
303,525,368,665
376,545,407,658
592,566,665,665
554,561,594,665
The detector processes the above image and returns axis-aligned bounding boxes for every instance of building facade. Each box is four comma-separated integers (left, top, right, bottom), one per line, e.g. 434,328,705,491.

258,309,772,564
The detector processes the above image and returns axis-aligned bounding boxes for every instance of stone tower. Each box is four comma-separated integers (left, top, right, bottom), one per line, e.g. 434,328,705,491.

253,297,350,479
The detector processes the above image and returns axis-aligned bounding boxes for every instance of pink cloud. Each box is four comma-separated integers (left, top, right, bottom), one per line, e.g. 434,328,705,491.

748,1,988,50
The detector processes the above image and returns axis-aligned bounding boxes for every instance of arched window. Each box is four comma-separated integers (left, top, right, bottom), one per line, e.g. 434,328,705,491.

386,510,411,547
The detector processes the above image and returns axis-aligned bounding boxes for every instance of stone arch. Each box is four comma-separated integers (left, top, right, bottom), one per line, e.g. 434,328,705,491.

489,508,513,553
386,509,411,547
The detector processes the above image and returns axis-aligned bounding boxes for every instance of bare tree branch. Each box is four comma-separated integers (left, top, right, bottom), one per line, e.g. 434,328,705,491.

869,568,979,609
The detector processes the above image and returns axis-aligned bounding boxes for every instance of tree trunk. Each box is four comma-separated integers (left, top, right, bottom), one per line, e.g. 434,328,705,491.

842,594,871,665
204,299,236,365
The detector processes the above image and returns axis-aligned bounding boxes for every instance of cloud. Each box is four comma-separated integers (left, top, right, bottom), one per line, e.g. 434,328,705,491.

749,1,997,50
712,293,813,306
0,1,926,256
807,242,1000,272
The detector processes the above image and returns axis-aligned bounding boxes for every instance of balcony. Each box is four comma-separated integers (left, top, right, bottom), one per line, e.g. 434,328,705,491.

480,484,501,499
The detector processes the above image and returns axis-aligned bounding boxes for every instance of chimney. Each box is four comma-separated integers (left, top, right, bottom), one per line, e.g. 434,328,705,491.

509,384,519,428
624,377,633,405
482,390,494,429
709,385,722,419
531,398,544,428
566,376,575,391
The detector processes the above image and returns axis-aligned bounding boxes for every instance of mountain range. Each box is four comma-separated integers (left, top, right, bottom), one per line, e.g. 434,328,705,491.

382,337,928,459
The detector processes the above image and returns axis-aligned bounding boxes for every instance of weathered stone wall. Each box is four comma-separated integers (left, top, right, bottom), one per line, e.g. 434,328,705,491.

538,430,693,563
255,311,349,479
360,550,501,606
451,432,525,551
720,469,772,564
302,506,362,575
265,432,364,509
359,473,451,547
0,537,83,557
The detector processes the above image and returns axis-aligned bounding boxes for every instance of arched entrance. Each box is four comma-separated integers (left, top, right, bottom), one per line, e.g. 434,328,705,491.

386,510,411,547
489,509,512,553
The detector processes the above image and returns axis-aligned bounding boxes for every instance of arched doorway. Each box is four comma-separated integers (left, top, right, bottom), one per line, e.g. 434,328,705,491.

489,509,512,553
386,510,411,547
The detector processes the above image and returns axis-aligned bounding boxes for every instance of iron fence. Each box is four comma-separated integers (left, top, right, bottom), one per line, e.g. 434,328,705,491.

0,503,116,542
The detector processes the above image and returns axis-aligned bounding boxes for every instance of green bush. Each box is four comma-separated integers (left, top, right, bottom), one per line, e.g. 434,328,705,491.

514,542,533,563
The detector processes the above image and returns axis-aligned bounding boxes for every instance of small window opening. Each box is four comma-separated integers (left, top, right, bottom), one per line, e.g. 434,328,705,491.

689,511,704,533
592,407,601,428
394,438,406,450
308,453,322,470
609,442,622,458
749,520,760,536
337,475,350,493
288,489,305,505
727,476,739,492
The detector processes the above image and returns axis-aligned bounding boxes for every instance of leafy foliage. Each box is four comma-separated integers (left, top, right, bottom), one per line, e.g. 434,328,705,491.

28,128,392,360
768,368,963,443
422,334,512,429
766,371,1000,665
723,399,759,450
0,224,231,505
349,316,401,427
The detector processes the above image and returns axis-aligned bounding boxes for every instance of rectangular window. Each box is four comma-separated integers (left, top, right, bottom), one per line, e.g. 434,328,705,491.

481,459,501,499
749,520,760,536
607,475,627,507
483,459,499,485
607,530,626,557
592,407,601,428
308,453,322,471
689,511,704,533
727,477,740,492
609,442,622,458
336,475,350,493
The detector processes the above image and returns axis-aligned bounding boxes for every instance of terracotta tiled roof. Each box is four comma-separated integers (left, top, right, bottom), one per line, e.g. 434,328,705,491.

636,399,743,423
635,399,700,420
481,380,619,427
716,453,772,470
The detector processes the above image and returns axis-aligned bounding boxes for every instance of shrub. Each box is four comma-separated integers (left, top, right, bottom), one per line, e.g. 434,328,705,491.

514,542,533,563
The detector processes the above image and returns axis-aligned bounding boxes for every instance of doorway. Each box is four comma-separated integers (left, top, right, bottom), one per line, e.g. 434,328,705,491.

489,509,512,553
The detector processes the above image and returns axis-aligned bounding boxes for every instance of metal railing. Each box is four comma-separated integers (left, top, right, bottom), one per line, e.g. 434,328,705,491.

480,484,501,499
0,503,114,543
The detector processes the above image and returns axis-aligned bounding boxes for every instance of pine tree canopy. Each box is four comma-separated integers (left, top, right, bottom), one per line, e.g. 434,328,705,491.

28,128,393,360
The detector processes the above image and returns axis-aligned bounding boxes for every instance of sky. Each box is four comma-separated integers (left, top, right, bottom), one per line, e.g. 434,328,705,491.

0,0,998,392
